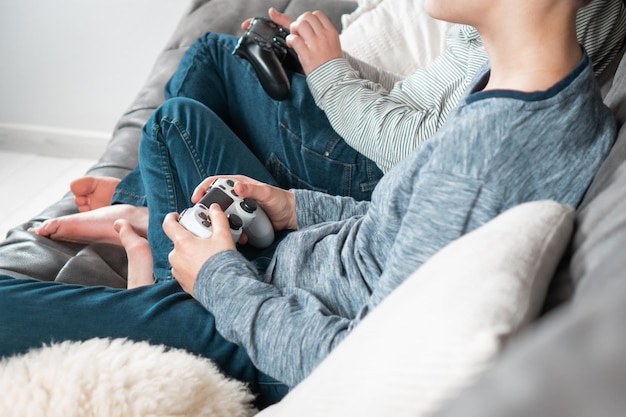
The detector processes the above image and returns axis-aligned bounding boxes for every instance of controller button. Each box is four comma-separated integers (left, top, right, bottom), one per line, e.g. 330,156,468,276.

229,214,243,230
241,198,258,213
198,212,208,220
202,220,211,228
226,179,235,187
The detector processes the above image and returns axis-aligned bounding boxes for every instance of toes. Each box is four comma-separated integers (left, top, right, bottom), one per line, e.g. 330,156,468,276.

70,176,97,197
28,218,60,237
114,219,154,288
115,220,149,253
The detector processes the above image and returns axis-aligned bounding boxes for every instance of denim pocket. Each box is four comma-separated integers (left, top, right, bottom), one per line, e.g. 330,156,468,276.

266,153,330,193
274,120,383,199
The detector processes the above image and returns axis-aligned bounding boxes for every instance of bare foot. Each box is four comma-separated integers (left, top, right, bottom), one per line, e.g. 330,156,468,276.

115,219,154,288
70,176,121,212
29,204,148,245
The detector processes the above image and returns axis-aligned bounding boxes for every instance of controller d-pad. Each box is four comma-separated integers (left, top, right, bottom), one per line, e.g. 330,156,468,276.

255,38,273,51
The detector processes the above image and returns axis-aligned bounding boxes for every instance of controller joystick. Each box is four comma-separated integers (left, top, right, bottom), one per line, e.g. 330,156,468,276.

233,17,302,100
178,178,275,248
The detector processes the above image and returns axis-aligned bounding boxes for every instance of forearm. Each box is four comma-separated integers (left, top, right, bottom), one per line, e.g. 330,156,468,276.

307,26,487,172
343,52,403,90
293,189,371,228
194,250,350,387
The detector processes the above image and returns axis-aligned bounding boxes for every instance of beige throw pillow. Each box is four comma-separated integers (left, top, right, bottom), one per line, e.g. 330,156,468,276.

339,0,452,75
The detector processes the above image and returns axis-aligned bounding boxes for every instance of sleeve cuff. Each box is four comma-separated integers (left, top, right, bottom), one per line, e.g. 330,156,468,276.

193,249,259,309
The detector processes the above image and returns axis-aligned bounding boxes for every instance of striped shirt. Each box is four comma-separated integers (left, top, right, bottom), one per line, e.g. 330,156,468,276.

307,0,626,172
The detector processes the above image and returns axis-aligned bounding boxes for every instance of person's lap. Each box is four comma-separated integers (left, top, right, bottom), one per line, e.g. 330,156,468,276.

0,274,288,408
114,32,382,206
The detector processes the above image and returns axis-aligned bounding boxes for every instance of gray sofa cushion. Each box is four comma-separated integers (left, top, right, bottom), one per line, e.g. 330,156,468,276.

433,281,626,417
0,0,356,287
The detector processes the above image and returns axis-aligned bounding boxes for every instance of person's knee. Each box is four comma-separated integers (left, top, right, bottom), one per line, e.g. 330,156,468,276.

139,97,204,154
164,32,238,100
139,97,229,156
147,97,208,132
199,31,236,48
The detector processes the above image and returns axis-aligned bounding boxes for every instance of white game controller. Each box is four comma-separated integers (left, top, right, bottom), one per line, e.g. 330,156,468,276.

178,178,274,248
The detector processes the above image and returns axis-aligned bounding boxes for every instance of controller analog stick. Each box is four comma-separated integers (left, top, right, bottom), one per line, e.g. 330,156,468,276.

229,214,243,230
241,198,257,213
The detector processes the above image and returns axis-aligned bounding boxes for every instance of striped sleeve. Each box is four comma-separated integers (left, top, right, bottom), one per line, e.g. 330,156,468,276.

576,0,626,77
307,25,486,172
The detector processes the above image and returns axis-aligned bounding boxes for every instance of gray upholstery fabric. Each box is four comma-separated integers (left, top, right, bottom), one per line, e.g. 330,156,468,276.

0,0,356,287
566,0,626,301
433,282,626,417
572,134,626,299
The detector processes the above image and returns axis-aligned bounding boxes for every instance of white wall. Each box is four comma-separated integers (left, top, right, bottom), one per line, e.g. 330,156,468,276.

0,0,189,155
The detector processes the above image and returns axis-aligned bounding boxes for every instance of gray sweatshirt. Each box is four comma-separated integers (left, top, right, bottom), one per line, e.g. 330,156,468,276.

194,53,616,387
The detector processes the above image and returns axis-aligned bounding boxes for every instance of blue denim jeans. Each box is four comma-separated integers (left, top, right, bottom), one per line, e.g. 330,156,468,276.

137,96,289,281
114,32,382,207
114,32,383,281
0,275,288,409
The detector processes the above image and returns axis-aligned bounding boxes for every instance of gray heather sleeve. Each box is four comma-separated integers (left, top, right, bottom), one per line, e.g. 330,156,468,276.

307,25,486,172
193,249,350,388
293,189,371,228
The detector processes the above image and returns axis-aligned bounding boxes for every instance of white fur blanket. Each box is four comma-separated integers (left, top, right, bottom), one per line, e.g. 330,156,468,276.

0,338,257,417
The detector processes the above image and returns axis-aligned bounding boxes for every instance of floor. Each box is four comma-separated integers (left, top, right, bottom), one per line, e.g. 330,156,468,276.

0,150,96,240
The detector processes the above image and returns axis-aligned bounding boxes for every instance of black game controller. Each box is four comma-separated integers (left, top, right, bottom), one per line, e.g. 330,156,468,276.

233,17,302,100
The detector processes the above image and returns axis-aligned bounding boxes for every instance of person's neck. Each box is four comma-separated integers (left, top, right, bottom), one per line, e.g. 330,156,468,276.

478,11,582,93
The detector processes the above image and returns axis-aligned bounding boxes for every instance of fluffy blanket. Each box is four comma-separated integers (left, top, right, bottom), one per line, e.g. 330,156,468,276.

0,338,257,417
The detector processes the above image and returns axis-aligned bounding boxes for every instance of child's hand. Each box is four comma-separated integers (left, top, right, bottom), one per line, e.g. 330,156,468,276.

241,8,342,75
285,10,343,75
192,175,297,232
162,206,236,296
267,7,295,28
241,7,294,32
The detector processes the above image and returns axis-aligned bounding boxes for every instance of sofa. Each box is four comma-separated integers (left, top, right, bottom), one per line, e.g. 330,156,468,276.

1,0,626,416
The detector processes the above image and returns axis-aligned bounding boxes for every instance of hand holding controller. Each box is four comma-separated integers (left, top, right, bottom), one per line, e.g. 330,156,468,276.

178,178,275,248
233,17,302,100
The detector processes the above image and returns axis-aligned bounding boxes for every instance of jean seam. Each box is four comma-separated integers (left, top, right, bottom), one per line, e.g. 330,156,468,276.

154,120,178,215
114,189,145,201
343,164,352,197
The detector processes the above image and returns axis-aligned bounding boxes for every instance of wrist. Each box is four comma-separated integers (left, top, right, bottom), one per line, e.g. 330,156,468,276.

288,190,298,229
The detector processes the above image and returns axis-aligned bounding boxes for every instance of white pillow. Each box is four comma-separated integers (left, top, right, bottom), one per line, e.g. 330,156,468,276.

340,0,383,28
258,200,575,417
339,0,453,75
